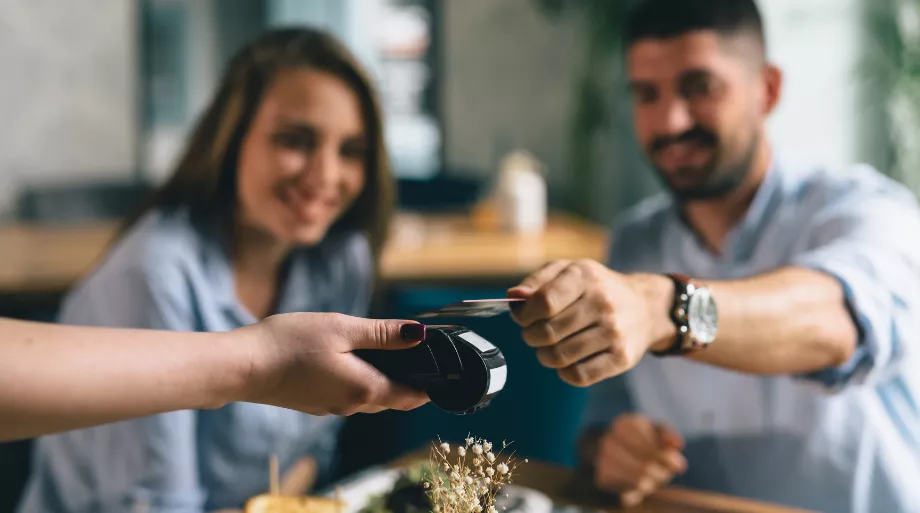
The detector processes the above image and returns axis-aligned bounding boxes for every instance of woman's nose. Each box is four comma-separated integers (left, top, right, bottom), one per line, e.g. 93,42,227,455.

300,145,340,187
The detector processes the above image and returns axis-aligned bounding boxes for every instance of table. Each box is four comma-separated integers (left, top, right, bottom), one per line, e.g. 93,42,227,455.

0,212,608,297
388,450,815,513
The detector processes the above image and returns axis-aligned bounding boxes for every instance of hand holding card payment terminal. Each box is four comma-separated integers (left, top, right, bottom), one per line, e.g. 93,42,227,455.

356,325,508,414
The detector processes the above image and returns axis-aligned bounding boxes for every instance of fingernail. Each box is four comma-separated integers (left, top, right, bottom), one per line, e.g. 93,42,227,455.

400,323,427,342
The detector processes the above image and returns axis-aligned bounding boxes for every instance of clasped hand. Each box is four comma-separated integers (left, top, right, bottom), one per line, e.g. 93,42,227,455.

508,259,675,387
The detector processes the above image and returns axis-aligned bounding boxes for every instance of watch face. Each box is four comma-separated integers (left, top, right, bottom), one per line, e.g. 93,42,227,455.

687,287,718,344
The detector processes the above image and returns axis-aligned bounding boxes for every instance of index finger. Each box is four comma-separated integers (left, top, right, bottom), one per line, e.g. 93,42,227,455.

345,356,431,412
512,263,587,327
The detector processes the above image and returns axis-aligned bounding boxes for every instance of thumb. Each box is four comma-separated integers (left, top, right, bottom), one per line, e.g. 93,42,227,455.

506,285,535,299
343,317,427,351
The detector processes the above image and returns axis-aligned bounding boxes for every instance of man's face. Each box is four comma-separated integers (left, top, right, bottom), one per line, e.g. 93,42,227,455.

627,30,775,200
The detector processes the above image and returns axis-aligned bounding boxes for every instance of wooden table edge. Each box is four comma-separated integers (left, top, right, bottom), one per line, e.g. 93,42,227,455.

387,447,816,513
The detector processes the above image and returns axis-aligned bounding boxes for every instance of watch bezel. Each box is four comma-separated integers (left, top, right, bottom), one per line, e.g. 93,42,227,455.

686,286,718,346
653,274,718,356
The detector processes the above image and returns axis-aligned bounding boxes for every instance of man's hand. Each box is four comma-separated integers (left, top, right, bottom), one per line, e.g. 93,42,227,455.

508,259,675,386
238,312,431,416
595,414,687,507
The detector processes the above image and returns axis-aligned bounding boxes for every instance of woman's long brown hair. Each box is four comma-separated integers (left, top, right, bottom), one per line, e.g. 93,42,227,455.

124,27,394,264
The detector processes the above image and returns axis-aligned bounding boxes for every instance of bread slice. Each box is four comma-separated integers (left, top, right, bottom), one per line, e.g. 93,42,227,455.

244,494,345,513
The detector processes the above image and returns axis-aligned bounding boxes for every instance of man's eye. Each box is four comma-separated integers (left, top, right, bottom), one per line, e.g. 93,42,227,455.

631,86,658,104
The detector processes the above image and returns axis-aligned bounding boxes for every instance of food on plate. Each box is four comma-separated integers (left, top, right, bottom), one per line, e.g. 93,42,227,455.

245,494,345,513
357,464,434,513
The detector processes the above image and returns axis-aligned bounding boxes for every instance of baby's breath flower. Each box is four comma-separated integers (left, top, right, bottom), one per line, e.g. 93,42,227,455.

428,436,527,513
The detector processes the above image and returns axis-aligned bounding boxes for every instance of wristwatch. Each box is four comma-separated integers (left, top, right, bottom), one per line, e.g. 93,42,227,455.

651,273,719,356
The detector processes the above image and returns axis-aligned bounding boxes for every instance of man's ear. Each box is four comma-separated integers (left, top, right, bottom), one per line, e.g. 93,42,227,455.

763,64,783,116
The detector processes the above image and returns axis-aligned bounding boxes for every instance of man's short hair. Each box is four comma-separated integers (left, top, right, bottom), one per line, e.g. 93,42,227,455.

624,0,766,55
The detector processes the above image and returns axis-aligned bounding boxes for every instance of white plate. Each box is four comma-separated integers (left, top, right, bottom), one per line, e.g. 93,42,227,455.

326,467,554,513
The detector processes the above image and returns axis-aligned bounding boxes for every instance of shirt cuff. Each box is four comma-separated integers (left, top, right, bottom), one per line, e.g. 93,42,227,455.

792,251,897,389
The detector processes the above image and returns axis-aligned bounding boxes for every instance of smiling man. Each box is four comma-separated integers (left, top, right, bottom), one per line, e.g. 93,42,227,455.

506,0,920,511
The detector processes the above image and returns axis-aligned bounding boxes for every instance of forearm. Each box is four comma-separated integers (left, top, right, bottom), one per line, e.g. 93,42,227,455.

0,318,251,441
645,267,858,375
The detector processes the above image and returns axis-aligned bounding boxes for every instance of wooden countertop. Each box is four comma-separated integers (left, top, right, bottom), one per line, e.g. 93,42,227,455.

0,212,608,296
389,449,815,513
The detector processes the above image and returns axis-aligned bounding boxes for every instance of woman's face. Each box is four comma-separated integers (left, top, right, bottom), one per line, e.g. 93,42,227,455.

236,68,368,246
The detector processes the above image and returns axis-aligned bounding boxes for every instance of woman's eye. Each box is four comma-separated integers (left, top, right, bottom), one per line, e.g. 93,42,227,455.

272,131,315,151
340,142,367,161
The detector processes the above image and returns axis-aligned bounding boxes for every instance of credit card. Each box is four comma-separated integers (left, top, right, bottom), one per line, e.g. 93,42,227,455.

414,298,526,318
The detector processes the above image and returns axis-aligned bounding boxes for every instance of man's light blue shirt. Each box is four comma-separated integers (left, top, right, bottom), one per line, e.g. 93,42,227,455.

582,156,920,513
17,209,374,513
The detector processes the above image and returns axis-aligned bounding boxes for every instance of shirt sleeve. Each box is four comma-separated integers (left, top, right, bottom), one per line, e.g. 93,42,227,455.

791,166,920,390
59,263,207,513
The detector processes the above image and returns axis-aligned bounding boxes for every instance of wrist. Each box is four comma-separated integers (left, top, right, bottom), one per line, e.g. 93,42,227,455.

207,327,265,408
629,273,677,353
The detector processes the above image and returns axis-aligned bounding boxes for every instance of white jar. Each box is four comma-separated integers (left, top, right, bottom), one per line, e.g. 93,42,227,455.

494,150,547,234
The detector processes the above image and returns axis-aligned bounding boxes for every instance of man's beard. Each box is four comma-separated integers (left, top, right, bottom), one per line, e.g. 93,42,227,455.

649,127,758,202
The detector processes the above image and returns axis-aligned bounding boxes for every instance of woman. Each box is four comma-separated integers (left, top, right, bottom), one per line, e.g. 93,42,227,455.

1,314,428,443
19,27,397,512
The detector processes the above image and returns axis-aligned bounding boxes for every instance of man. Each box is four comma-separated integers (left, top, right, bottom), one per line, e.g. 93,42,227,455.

507,0,920,511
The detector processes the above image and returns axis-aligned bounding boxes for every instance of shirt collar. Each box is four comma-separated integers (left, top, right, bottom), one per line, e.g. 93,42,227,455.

196,217,316,325
667,151,786,263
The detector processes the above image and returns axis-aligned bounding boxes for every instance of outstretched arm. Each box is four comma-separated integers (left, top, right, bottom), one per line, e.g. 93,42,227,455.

0,314,429,442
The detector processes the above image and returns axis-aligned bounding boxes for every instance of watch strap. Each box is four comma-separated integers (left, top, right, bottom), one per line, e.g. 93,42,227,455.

651,273,699,357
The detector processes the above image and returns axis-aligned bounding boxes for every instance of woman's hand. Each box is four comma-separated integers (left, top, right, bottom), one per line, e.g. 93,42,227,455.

237,312,431,416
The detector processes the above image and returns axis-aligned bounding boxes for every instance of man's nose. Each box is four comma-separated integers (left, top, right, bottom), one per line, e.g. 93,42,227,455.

657,97,694,136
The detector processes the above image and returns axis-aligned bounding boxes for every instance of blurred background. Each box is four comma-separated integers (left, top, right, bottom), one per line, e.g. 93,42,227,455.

1,0,918,509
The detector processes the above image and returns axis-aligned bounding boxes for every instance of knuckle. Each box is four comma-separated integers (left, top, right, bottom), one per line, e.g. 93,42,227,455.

575,259,597,276
561,365,590,387
524,321,556,347
608,343,629,367
597,290,617,316
348,383,376,406
532,289,557,315
548,344,570,368
539,321,558,345
613,415,637,437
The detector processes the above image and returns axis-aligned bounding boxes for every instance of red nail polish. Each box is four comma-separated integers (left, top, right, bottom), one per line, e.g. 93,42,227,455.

400,323,426,342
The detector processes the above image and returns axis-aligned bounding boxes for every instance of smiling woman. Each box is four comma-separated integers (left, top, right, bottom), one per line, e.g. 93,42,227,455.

16,27,396,513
